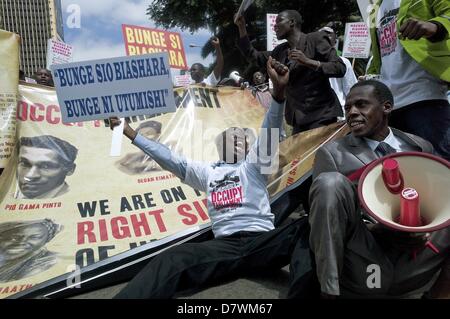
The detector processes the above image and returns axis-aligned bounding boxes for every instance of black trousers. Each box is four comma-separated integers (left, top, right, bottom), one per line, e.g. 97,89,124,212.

114,217,316,299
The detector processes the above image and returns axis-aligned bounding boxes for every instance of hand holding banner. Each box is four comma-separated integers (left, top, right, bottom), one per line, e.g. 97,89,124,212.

234,0,253,23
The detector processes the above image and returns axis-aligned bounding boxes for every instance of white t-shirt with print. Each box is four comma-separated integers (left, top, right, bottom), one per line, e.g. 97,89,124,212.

377,0,447,109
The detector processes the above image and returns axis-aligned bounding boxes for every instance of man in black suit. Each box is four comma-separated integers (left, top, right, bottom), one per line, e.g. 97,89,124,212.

310,80,449,298
235,10,346,134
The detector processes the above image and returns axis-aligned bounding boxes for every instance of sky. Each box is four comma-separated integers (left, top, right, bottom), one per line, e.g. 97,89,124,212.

60,0,215,75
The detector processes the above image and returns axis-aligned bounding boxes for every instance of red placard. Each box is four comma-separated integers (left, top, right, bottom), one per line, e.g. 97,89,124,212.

122,24,188,70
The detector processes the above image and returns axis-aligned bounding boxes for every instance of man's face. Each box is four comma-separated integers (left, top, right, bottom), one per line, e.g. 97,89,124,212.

217,128,248,163
0,224,49,261
190,65,205,83
253,72,266,86
274,12,293,40
18,146,73,198
34,69,53,86
345,86,391,140
325,31,337,47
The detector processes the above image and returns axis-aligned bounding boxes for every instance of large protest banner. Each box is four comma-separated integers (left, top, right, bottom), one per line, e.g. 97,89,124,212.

122,25,188,70
0,30,19,172
0,80,347,298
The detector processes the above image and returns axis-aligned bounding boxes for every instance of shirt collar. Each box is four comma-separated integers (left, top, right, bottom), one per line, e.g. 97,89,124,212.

363,128,402,152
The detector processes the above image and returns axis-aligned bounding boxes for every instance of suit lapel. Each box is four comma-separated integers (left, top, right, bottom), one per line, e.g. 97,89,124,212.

347,134,378,165
391,128,424,151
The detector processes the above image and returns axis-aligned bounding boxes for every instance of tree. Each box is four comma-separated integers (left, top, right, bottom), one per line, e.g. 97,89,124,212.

147,0,363,79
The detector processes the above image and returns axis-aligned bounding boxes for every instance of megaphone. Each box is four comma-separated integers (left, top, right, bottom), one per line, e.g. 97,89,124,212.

358,152,450,233
229,71,244,84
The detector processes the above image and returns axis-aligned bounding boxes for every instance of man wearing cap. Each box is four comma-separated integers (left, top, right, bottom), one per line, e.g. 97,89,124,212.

309,80,449,298
16,135,78,199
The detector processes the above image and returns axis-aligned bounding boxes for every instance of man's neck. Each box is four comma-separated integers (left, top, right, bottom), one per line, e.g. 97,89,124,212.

368,127,390,142
287,29,302,48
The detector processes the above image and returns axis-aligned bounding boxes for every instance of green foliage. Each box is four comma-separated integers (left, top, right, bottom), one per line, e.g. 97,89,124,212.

147,0,365,78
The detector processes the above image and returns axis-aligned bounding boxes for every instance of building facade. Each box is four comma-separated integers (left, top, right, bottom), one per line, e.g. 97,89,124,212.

0,0,64,76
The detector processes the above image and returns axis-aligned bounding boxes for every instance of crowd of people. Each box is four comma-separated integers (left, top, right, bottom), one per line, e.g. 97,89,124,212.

9,0,450,299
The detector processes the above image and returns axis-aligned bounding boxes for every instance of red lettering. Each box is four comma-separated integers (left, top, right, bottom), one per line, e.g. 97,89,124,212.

148,209,166,232
77,221,96,244
178,204,198,225
99,219,108,241
192,200,209,221
46,105,60,124
130,213,151,236
111,216,131,239
30,103,45,121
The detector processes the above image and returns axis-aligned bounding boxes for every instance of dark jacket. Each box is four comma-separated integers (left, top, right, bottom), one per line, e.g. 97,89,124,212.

238,31,346,129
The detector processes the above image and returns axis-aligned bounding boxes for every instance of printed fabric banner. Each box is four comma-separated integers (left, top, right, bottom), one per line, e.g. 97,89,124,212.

122,24,188,70
0,30,20,171
0,82,347,298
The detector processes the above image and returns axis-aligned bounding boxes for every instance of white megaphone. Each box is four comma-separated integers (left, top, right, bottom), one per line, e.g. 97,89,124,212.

229,71,244,85
358,152,450,233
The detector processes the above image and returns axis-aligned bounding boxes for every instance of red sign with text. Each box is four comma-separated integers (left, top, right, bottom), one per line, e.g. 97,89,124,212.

122,24,188,70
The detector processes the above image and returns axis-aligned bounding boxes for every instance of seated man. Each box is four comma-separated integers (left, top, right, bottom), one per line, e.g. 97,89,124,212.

309,80,449,298
111,58,310,299
189,36,223,86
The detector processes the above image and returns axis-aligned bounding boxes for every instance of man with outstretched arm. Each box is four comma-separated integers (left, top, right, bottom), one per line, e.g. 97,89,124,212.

111,57,312,299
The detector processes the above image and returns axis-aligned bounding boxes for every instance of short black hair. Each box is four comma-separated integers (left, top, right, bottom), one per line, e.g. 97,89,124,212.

350,80,394,105
190,63,205,72
280,10,303,28
19,135,78,166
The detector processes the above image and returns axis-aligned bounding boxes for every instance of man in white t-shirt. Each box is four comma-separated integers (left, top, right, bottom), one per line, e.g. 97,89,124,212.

367,0,450,160
112,58,314,299
189,36,223,86
319,27,358,119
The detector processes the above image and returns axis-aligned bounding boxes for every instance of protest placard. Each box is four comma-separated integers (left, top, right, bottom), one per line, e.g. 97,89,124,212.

342,22,371,59
122,25,188,70
51,52,176,123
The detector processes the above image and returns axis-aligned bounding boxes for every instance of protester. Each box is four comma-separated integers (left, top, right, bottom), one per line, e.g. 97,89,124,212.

235,10,346,134
367,0,450,160
33,68,54,87
189,36,224,86
0,219,62,282
319,26,357,119
111,58,312,299
309,80,449,298
16,135,78,199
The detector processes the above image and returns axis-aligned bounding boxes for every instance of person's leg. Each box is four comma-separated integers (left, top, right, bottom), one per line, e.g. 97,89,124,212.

287,221,320,299
114,237,243,299
308,172,361,296
390,100,450,160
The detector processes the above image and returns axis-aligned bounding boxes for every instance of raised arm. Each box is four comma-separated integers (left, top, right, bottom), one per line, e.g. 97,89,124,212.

246,58,288,173
234,15,270,69
211,37,224,81
109,118,188,181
